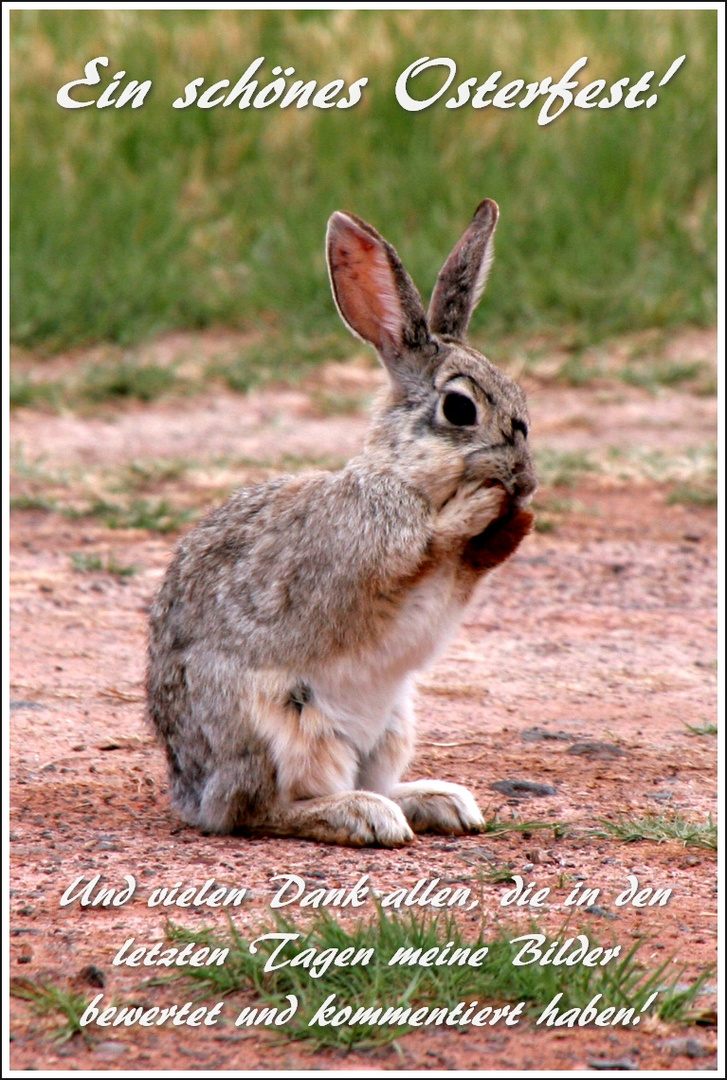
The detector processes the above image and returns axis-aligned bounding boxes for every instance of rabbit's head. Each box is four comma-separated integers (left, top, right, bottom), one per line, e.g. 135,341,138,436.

327,200,536,510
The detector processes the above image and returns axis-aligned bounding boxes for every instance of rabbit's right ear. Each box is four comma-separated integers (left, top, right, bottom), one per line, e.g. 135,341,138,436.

327,212,432,390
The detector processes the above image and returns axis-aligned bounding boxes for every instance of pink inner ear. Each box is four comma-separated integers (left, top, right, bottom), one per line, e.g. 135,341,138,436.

329,221,403,349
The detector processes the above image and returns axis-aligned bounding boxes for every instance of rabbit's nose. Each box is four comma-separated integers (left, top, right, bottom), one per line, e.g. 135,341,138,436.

513,463,537,500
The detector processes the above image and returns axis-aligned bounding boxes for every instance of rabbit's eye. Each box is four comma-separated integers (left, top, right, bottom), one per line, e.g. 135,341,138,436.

442,392,477,426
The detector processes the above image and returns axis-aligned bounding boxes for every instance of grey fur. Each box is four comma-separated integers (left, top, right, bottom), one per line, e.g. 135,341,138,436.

428,198,498,340
147,201,536,846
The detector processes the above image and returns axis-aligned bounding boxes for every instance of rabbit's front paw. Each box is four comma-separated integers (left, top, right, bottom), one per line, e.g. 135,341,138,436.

276,791,415,847
342,792,416,847
434,481,506,549
390,780,485,835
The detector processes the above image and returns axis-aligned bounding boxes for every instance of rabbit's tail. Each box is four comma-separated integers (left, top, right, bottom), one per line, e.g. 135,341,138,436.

171,737,278,834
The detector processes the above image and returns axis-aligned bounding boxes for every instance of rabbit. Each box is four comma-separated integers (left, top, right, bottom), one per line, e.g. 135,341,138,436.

147,198,536,847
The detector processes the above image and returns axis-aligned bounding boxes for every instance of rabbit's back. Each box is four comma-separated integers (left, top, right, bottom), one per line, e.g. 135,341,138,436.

149,465,435,673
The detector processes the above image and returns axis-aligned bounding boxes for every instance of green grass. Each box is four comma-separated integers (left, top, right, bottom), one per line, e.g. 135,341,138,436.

70,551,137,576
535,449,599,488
555,352,605,388
9,377,61,409
599,813,717,851
666,483,718,507
11,488,196,533
682,721,717,736
8,446,348,531
10,361,185,412
621,360,705,392
9,494,59,512
531,495,595,533
9,334,358,411
110,458,193,494
79,360,179,403
205,334,353,393
75,498,196,533
481,816,563,837
603,444,716,485
534,517,557,534
159,909,708,1048
11,913,710,1049
10,10,716,355
479,865,518,885
10,978,93,1044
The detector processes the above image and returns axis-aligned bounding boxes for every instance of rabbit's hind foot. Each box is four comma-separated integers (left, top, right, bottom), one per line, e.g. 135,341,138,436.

263,791,414,848
390,780,485,835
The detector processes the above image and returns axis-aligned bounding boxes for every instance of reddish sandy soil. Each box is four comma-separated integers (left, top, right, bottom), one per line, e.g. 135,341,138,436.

8,334,718,1072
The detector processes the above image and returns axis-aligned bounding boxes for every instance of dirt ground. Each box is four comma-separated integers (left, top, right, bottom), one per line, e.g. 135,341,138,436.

8,330,718,1073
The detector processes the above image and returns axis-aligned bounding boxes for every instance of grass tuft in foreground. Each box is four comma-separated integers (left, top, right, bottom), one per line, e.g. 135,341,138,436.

159,908,707,1048
9,979,92,1045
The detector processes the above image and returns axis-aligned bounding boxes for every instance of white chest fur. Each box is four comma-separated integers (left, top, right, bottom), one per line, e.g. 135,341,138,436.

311,564,465,753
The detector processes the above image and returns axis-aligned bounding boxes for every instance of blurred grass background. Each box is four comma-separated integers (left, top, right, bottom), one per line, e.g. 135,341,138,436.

10,8,716,360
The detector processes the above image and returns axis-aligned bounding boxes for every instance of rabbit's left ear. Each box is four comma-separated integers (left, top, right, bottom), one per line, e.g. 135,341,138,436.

327,211,431,389
428,199,499,341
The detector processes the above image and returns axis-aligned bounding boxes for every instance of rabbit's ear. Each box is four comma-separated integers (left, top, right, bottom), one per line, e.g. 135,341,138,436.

327,212,431,387
428,199,499,341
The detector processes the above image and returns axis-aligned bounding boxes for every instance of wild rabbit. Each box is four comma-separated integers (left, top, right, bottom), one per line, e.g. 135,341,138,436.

148,199,536,846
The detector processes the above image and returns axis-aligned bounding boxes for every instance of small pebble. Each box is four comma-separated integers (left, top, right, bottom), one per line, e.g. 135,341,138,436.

567,741,625,759
94,1042,127,1059
663,1037,710,1059
490,779,557,797
585,905,617,920
521,728,573,743
79,964,105,988
587,1059,637,1071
